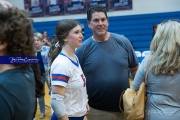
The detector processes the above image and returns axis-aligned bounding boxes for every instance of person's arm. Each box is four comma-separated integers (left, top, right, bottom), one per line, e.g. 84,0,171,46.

43,46,50,76
114,34,139,79
131,56,149,90
43,37,51,46
51,85,69,120
130,65,139,79
86,103,90,114
31,64,45,98
0,0,12,8
46,40,51,46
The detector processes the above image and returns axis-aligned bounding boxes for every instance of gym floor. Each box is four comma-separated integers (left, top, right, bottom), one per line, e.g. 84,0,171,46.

34,80,133,120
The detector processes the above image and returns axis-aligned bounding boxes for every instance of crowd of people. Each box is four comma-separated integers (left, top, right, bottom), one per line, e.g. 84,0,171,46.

0,0,180,120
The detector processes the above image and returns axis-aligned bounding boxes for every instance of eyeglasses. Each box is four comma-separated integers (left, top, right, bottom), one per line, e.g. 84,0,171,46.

160,19,180,25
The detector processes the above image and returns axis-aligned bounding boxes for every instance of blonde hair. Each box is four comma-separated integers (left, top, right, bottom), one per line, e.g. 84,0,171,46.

150,20,180,75
34,32,43,41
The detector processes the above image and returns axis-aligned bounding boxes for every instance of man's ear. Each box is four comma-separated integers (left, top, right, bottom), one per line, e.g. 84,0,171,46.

88,21,91,28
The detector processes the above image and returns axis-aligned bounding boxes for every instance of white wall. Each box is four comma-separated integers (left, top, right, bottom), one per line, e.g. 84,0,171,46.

7,0,180,22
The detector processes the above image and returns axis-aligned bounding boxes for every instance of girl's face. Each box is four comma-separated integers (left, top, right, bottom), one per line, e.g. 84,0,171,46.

66,24,84,49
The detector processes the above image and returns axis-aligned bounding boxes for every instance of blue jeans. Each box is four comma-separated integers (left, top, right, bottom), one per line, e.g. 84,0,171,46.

38,76,47,113
51,112,84,120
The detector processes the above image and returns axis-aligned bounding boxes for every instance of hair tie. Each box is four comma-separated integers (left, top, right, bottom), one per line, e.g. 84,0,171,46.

55,41,60,48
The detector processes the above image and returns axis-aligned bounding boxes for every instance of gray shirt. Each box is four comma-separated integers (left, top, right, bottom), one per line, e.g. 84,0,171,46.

132,55,180,120
76,33,138,111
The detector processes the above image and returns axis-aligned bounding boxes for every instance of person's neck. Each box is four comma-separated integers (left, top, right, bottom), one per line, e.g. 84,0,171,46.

61,47,76,61
0,64,16,73
61,50,74,57
92,32,110,42
36,46,42,52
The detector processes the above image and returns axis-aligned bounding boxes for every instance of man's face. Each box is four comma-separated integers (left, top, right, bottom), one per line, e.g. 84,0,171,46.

43,31,47,37
88,12,109,37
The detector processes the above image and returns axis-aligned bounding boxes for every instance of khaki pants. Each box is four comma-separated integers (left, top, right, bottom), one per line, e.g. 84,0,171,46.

86,107,126,120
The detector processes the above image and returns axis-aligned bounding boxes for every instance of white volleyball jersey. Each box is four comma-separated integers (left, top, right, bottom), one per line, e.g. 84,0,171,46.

51,53,87,117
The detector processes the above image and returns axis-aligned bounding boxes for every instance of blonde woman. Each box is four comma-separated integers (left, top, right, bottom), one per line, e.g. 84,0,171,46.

132,20,180,120
34,32,50,119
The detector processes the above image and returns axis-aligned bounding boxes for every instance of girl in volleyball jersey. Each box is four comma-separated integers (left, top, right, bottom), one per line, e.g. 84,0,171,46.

49,19,89,120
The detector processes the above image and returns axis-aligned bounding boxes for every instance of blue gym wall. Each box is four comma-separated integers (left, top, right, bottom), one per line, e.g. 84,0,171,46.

33,11,180,53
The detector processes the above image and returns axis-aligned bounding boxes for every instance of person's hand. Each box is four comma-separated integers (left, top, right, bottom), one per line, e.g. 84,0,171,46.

43,38,48,45
86,103,90,114
43,38,51,46
0,0,12,8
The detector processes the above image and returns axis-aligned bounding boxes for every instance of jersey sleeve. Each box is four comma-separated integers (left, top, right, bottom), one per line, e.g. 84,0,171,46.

51,62,70,87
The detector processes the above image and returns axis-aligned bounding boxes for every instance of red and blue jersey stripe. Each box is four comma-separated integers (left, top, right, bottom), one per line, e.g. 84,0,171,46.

52,74,69,83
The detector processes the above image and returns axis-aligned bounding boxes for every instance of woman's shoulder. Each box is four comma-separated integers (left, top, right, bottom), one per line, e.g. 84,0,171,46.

51,55,70,68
